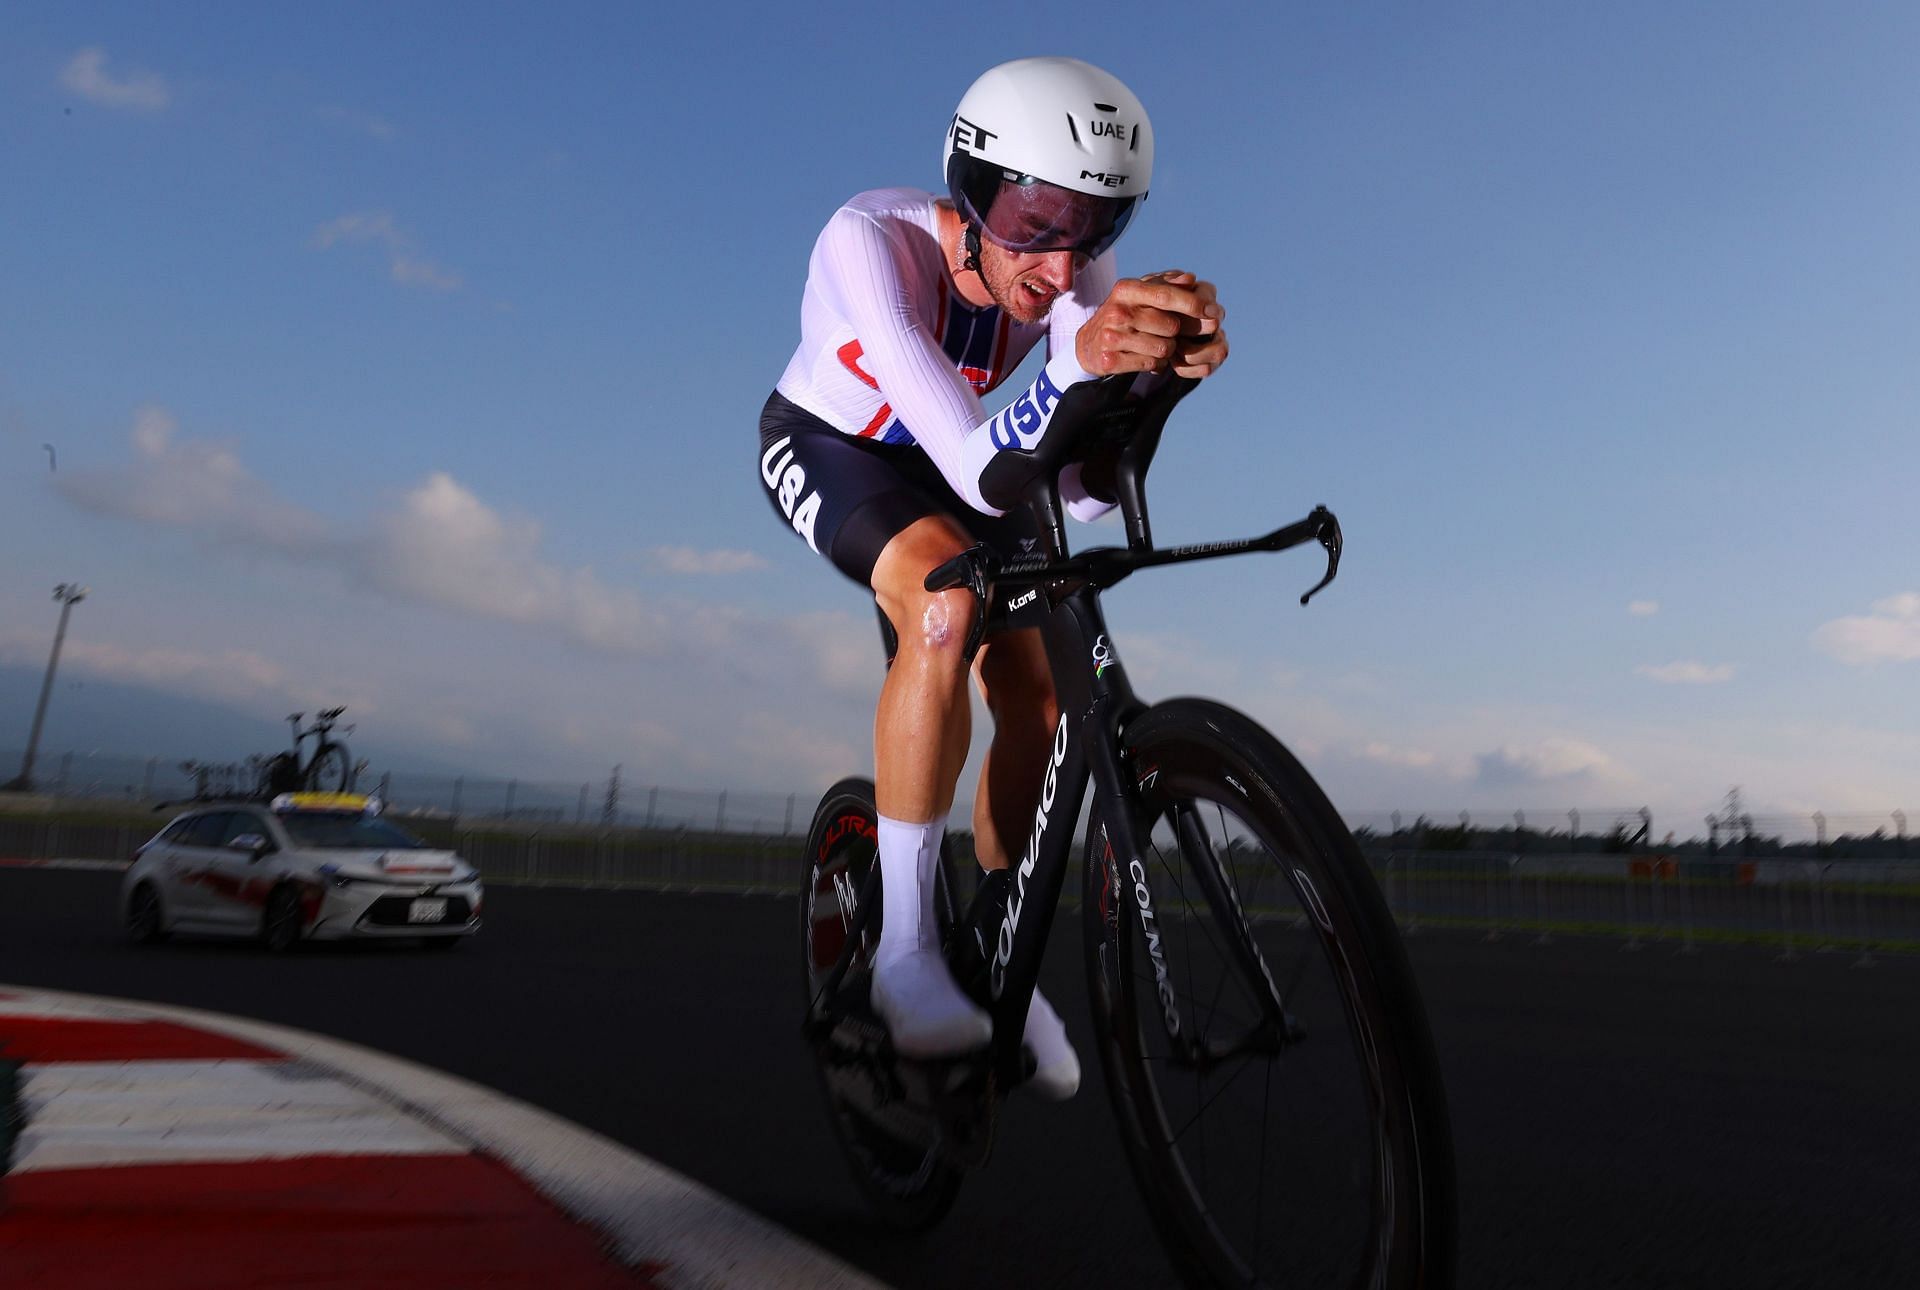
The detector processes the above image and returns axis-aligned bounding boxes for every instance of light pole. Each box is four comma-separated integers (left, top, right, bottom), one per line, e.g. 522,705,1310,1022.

5,583,87,793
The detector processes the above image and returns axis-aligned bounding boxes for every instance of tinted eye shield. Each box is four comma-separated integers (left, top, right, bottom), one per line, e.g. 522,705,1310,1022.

950,157,1139,260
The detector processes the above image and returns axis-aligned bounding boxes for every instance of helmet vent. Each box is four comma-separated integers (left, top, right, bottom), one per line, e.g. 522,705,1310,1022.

1093,101,1117,112
1065,113,1080,144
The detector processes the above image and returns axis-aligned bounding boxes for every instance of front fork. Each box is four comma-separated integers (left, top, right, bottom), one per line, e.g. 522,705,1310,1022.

1091,721,1296,1068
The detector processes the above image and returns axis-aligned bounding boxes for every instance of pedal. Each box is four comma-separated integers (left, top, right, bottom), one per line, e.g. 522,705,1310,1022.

810,980,999,1170
898,1053,997,1170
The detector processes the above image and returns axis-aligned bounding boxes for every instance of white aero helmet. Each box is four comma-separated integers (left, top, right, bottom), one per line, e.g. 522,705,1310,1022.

944,56,1153,263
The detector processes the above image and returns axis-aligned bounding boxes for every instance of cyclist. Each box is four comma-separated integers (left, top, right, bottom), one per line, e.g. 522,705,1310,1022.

759,56,1227,1098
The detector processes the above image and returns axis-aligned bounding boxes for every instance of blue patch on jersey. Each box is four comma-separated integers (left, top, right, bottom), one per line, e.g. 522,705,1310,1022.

886,294,1004,448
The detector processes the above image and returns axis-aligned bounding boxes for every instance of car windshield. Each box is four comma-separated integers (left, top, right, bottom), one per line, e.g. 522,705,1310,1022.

277,812,426,851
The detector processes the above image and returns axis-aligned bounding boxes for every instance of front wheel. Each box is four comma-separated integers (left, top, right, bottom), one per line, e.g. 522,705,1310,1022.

799,776,964,1230
1084,698,1456,1289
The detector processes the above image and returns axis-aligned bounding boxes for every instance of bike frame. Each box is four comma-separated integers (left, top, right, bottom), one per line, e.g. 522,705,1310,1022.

975,578,1137,1085
968,516,1334,1085
809,374,1341,1095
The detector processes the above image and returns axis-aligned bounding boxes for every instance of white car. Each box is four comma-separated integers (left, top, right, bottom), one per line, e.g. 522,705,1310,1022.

121,792,484,950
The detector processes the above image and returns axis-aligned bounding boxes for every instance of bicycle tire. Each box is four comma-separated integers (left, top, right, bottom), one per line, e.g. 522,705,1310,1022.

799,776,965,1230
1083,698,1455,1289
304,742,353,793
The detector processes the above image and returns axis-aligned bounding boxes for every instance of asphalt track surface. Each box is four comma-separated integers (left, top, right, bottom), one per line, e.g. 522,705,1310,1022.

3,868,1915,1289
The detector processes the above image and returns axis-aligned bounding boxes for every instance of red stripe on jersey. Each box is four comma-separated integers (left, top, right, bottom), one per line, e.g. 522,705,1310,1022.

836,339,895,436
836,340,878,390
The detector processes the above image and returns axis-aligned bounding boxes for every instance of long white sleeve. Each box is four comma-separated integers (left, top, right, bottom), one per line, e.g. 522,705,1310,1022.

775,189,1120,519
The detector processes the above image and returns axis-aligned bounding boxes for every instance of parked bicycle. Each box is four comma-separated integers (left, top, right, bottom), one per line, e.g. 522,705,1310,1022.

800,375,1455,1287
254,706,358,798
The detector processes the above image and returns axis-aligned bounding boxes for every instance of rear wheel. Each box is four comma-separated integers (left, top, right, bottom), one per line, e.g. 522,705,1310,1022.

304,742,353,793
126,883,167,945
1084,699,1455,1289
260,884,304,953
800,776,964,1230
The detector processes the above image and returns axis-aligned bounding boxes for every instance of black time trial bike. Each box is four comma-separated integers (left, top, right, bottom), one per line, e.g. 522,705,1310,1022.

799,375,1455,1288
254,705,358,798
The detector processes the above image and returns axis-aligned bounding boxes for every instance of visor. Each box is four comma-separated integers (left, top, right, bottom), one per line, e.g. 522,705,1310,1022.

948,154,1138,261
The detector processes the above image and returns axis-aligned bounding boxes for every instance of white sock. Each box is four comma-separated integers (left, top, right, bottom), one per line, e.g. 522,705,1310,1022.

875,812,946,970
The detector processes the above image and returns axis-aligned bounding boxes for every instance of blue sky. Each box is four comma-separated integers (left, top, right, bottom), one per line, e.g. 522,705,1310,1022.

2,3,1915,836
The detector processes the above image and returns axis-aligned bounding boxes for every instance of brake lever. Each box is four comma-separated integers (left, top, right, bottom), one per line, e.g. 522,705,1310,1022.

1298,505,1343,606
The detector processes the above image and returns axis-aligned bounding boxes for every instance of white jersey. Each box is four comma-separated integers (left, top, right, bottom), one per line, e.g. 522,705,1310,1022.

775,188,1116,519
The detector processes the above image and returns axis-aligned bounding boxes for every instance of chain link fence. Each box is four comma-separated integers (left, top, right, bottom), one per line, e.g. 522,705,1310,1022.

4,809,1917,959
5,747,1915,956
8,749,1912,856
0,748,808,836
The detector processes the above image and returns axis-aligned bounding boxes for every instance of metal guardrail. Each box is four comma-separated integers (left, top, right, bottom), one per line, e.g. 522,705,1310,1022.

0,817,147,867
1363,849,1920,959
0,750,808,838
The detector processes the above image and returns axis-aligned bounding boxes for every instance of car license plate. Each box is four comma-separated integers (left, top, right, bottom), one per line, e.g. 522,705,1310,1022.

407,898,448,924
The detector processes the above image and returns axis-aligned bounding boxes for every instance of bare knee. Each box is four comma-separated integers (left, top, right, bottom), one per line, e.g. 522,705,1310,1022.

885,586,976,671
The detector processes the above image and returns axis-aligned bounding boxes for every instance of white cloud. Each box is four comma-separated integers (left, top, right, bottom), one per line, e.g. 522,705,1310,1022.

49,407,877,703
61,48,169,112
0,632,287,708
1361,742,1439,770
366,472,673,653
1635,660,1735,684
643,546,769,575
313,211,400,249
732,710,865,795
390,256,463,291
1628,600,1659,617
1813,593,1920,666
313,211,463,292
1475,737,1622,788
57,406,331,553
317,106,396,141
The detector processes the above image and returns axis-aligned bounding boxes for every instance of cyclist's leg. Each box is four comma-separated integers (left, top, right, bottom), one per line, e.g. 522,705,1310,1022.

757,397,990,1055
969,628,1058,870
870,515,977,826
866,516,995,1055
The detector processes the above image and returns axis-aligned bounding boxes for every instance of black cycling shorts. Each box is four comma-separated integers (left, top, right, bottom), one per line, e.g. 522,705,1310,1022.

756,390,1038,587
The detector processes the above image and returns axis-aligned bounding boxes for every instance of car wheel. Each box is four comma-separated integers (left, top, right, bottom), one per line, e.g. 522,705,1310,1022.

260,885,304,953
126,883,168,945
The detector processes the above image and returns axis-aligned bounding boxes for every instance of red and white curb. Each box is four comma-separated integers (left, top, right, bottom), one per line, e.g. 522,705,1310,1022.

0,985,886,1290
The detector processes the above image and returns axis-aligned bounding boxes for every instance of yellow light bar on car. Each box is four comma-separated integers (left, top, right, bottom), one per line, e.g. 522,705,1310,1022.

271,792,371,814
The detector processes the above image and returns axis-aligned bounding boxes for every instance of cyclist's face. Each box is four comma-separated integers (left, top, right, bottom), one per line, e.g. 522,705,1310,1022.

979,242,1084,324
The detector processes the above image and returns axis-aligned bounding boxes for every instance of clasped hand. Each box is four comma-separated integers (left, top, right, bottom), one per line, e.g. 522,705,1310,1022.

1074,269,1228,381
